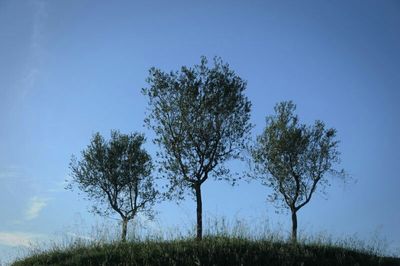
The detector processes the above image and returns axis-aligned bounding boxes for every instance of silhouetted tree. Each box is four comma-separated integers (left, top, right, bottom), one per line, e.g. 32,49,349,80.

142,57,252,240
252,101,345,243
68,131,157,241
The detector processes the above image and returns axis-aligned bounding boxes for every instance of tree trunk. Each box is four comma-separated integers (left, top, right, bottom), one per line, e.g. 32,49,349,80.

195,183,203,241
291,209,297,244
121,218,128,242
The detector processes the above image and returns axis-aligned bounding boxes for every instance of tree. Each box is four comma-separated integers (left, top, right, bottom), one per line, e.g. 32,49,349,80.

142,57,252,240
252,101,345,243
68,130,157,242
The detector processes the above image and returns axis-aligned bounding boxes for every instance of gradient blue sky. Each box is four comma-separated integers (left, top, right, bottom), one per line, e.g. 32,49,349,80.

1,0,399,262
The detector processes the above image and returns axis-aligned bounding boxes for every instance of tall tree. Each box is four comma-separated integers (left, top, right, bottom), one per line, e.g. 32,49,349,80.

68,130,157,242
142,57,252,240
252,101,345,243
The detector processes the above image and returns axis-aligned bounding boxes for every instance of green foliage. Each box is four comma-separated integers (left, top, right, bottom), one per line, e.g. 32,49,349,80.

142,56,252,198
253,101,344,210
142,56,252,239
12,236,399,266
68,131,158,240
252,101,345,241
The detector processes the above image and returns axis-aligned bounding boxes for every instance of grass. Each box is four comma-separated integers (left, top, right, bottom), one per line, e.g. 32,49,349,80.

11,236,400,266
10,217,400,265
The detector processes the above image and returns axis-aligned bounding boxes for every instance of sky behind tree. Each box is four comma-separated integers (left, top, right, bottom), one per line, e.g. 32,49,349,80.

0,0,399,262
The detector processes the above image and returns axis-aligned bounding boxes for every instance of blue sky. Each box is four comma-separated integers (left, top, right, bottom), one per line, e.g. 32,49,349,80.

1,0,399,262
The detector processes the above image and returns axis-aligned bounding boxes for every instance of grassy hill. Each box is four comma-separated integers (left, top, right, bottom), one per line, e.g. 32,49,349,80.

12,236,400,266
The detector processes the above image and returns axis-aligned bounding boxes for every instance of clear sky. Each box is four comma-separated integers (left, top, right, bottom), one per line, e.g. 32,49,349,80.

1,0,399,263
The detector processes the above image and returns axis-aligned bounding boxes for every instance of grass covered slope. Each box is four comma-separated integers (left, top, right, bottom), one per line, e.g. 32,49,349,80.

12,237,400,266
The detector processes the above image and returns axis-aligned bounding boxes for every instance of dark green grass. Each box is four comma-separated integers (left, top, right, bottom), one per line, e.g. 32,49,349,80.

12,236,400,266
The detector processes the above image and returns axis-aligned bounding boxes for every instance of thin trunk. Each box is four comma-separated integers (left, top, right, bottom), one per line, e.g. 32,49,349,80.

291,209,298,244
195,183,203,241
121,218,128,242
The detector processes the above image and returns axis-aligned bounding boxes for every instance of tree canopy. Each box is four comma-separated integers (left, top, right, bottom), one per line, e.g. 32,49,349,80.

142,56,252,239
252,101,345,242
68,130,157,241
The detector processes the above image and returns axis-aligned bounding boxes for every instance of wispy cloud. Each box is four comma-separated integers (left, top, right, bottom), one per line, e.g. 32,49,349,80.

25,196,49,220
21,0,47,98
0,167,19,180
31,0,46,52
0,232,43,247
